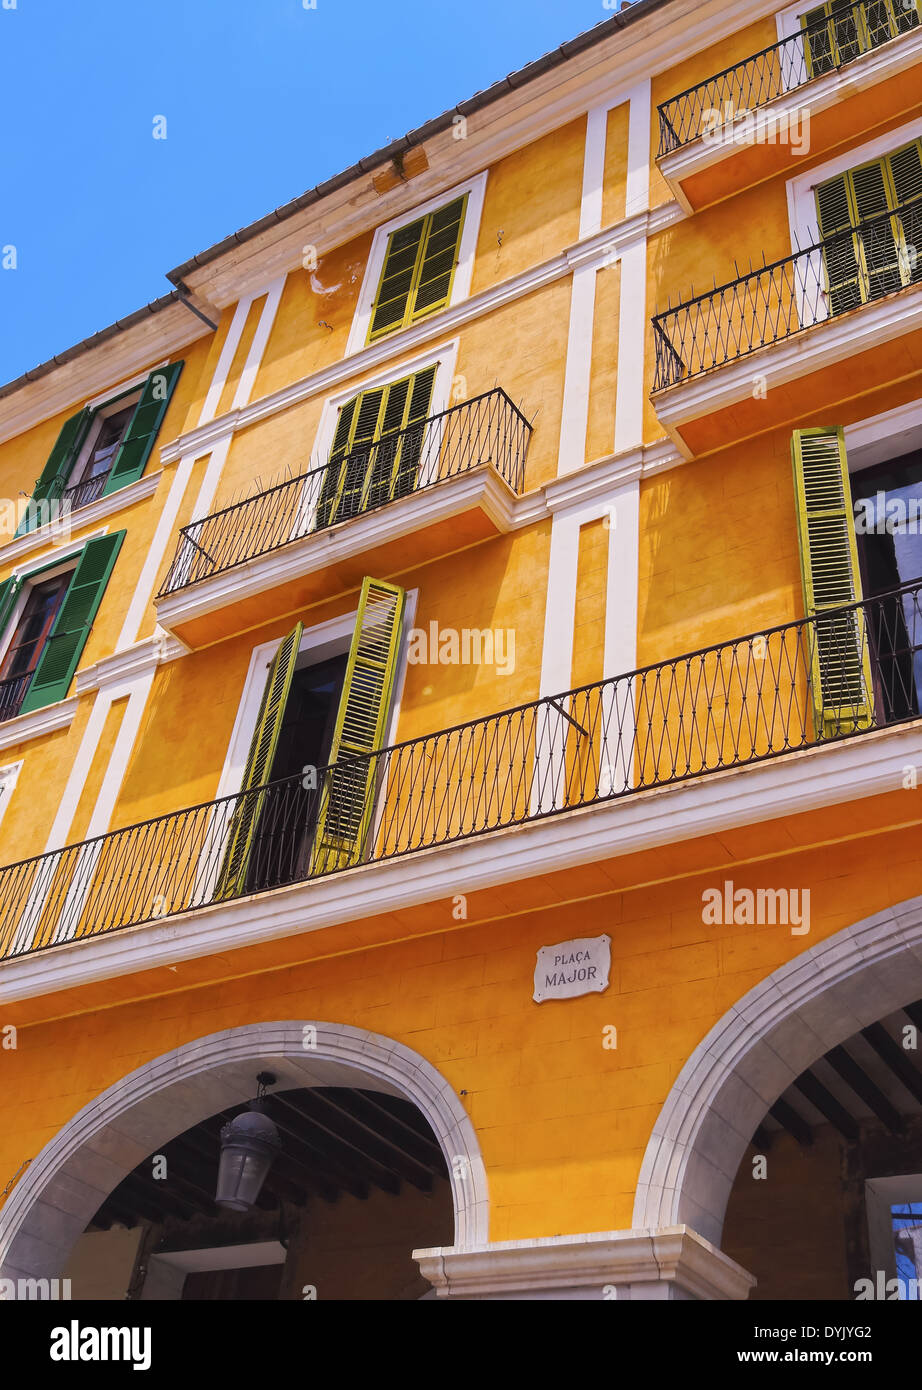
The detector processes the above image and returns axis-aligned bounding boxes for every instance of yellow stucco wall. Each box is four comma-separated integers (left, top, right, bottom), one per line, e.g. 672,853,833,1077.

0,6,920,1274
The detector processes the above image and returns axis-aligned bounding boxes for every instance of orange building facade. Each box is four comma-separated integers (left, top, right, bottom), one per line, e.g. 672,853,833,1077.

1,0,922,1301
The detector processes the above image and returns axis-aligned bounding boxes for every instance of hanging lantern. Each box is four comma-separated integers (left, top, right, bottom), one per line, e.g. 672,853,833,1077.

215,1072,281,1212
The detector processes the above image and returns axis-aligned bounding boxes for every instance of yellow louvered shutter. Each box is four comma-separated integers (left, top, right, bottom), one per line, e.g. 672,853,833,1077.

890,141,922,286
367,197,467,343
791,429,874,739
802,1,918,76
311,579,405,873
216,622,302,899
317,367,438,527
817,139,922,313
816,175,863,316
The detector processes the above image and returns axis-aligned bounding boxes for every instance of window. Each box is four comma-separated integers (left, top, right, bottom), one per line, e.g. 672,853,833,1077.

64,397,140,510
792,426,922,736
367,198,467,343
801,0,919,77
316,365,437,528
216,578,406,899
816,138,922,315
17,361,183,537
0,573,70,721
851,448,922,720
0,531,126,721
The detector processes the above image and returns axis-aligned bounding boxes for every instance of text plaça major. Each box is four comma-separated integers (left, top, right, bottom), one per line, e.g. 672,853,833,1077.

544,948,597,987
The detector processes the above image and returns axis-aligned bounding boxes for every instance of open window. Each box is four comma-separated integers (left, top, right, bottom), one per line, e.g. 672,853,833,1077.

215,578,406,900
16,362,183,537
0,532,125,721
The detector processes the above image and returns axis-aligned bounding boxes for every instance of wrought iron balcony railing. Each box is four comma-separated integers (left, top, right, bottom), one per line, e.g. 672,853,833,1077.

657,0,919,156
0,669,35,724
158,389,532,597
652,198,922,390
2,579,921,962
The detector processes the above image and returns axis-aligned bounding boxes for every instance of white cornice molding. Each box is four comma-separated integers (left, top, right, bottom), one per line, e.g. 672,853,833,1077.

75,631,189,696
652,284,922,457
177,0,777,308
0,473,162,570
155,467,522,637
413,1227,755,1299
0,311,210,449
3,719,921,1003
544,439,683,512
159,202,684,470
0,697,79,756
657,24,922,210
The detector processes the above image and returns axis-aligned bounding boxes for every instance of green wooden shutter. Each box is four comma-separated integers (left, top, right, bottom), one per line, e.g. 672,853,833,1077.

367,197,467,343
19,532,125,713
311,579,405,873
791,429,874,738
16,408,94,537
215,622,303,900
410,198,466,322
102,361,183,497
369,217,427,341
0,576,23,637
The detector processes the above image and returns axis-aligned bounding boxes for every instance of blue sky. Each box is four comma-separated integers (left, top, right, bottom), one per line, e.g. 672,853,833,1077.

0,0,621,386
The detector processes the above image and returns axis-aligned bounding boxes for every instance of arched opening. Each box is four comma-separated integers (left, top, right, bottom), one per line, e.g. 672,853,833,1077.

633,895,922,1296
0,1022,487,1300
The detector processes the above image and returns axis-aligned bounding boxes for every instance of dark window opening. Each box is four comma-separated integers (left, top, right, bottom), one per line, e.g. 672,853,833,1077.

244,653,348,893
851,448,922,721
66,400,137,509
0,573,70,721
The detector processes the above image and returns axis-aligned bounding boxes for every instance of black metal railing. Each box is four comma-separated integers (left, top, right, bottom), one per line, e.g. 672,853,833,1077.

658,0,919,155
0,670,34,724
3,579,922,962
652,198,922,390
62,472,109,513
158,390,532,597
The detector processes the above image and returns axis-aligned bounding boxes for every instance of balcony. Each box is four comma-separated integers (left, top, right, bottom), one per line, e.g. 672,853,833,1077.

3,579,922,964
651,200,922,455
156,389,532,648
657,0,922,212
0,670,34,724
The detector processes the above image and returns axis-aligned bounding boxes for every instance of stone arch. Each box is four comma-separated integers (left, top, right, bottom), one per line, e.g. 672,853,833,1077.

0,1021,488,1280
633,896,922,1248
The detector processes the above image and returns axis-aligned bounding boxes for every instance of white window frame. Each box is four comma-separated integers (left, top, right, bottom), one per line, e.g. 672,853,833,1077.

293,340,459,536
845,396,922,473
344,172,487,357
68,387,143,491
0,760,23,836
